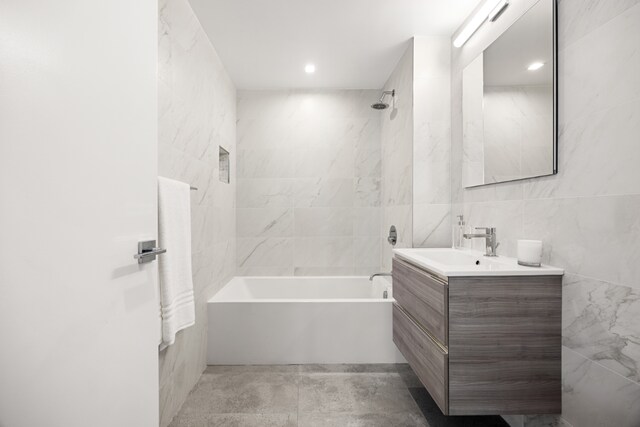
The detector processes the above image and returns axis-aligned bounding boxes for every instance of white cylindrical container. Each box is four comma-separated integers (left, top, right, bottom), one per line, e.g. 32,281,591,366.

517,240,543,267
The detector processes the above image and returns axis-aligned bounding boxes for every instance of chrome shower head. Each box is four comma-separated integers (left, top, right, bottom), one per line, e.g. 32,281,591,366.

371,102,389,110
371,89,395,110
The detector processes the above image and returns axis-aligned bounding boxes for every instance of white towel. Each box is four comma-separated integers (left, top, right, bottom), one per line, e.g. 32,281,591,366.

158,177,195,350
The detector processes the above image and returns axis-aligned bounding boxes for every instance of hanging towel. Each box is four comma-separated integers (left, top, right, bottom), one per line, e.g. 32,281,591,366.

158,177,195,350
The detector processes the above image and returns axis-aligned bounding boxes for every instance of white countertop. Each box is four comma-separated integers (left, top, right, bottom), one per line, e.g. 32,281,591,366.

393,248,564,277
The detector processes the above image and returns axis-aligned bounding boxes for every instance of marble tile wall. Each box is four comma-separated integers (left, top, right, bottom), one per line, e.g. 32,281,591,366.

157,0,236,425
412,36,452,249
451,1,640,426
236,90,382,276
483,85,554,183
380,43,414,271
380,37,453,271
461,54,486,188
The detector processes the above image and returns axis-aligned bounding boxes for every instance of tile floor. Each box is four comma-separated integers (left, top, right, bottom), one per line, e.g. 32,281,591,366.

169,364,509,427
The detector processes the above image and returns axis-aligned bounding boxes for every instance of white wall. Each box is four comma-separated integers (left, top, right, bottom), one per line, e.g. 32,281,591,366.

236,90,382,276
157,0,237,425
451,1,640,426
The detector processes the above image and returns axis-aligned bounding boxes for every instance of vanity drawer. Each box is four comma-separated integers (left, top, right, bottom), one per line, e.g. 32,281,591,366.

392,257,448,346
393,303,448,414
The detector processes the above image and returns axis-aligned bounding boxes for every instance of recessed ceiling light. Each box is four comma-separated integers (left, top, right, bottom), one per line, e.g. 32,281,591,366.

304,64,316,74
527,62,545,71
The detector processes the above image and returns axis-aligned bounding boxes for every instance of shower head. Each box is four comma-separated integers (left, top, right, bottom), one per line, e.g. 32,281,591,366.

371,89,395,110
371,102,389,110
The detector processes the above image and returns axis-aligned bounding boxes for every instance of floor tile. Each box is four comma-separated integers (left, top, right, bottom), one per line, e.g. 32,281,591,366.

179,372,298,416
204,365,300,374
298,372,418,414
298,412,428,427
170,413,297,427
169,364,519,427
206,413,297,427
298,363,403,374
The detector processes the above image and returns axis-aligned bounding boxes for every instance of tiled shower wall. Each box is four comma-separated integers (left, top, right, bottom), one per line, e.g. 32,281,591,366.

412,36,452,249
451,1,640,426
157,0,236,425
381,37,453,271
236,90,382,276
380,44,414,271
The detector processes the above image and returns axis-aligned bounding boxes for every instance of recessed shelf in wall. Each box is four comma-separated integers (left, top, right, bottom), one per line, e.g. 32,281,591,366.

219,146,230,184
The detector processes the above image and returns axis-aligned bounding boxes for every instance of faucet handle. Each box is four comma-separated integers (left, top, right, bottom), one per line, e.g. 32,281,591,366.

475,227,494,232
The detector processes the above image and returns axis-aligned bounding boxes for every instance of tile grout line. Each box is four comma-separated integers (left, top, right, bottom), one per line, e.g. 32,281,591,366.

462,189,640,204
563,346,640,388
563,271,640,296
296,369,300,427
558,1,640,53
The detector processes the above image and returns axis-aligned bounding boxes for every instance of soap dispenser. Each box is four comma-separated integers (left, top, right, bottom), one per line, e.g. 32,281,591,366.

455,215,465,248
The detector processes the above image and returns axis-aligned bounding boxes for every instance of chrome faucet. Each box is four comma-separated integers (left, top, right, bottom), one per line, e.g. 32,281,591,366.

369,272,392,281
463,227,499,257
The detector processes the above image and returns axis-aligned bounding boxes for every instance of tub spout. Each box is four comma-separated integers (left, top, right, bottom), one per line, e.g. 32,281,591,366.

369,272,392,281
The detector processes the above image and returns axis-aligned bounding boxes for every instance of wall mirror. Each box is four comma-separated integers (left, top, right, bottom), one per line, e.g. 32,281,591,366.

462,0,557,188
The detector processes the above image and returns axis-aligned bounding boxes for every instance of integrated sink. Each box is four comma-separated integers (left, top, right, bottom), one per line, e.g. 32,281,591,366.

393,248,564,277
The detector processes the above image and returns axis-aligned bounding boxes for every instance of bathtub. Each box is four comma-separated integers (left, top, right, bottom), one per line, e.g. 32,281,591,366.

207,276,405,365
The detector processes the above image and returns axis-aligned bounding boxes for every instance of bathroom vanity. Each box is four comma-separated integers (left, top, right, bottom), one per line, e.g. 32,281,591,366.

392,248,563,415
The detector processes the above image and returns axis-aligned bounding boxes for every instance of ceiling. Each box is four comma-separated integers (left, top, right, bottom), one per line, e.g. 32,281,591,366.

188,0,480,89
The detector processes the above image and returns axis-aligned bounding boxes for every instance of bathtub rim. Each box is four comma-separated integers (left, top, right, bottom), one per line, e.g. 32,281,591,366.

208,275,394,304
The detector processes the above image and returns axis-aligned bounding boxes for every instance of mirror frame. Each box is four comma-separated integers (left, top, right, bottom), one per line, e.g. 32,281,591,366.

463,0,558,189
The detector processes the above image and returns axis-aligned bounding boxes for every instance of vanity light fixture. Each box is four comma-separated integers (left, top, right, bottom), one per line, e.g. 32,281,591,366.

527,61,545,71
304,63,316,74
453,0,506,48
488,0,509,22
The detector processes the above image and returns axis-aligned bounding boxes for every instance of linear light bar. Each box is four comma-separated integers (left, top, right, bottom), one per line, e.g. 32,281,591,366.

453,0,503,48
489,0,509,22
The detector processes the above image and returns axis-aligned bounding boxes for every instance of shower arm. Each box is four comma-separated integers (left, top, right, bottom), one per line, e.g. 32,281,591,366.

379,89,395,102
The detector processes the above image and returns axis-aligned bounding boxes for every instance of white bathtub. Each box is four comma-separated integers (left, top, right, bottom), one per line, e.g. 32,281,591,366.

207,276,405,365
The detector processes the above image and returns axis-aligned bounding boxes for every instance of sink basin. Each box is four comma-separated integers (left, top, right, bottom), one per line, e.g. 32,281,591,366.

393,248,564,277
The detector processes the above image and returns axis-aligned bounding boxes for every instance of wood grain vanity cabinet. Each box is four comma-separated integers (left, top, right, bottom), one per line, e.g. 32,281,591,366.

392,257,562,415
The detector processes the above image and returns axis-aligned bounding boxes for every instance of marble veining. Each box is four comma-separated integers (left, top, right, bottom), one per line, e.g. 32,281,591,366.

158,0,236,425
412,37,452,250
562,347,640,427
381,42,413,271
522,195,640,289
563,274,640,383
412,204,452,248
483,86,554,183
237,208,293,238
560,3,640,125
451,1,640,425
558,0,640,50
237,90,382,275
380,37,452,257
524,98,640,200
